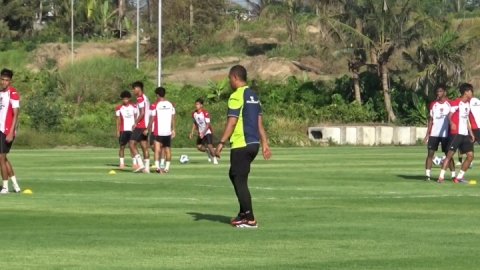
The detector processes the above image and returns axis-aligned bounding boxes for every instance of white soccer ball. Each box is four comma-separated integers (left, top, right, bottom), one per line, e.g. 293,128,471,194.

179,154,189,164
433,156,444,166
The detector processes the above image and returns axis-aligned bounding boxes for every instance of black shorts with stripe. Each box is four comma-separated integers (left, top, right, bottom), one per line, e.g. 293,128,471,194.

0,132,14,154
118,131,132,146
448,134,474,154
196,134,213,146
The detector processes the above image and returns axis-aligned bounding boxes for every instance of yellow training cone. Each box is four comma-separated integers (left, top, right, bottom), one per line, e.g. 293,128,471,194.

23,189,33,195
469,180,477,185
108,170,116,175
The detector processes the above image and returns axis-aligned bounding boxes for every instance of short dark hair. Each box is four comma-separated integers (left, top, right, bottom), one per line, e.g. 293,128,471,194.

155,87,166,97
229,65,247,82
131,81,144,90
1,68,13,79
120,90,131,99
435,83,447,91
459,83,473,95
195,98,204,105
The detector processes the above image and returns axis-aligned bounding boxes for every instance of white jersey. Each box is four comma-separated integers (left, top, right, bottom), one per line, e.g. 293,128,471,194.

469,97,480,130
429,100,450,138
115,103,137,132
150,100,175,136
0,86,20,135
192,109,212,135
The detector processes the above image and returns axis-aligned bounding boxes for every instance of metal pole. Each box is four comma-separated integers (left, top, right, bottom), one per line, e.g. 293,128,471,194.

136,0,140,69
71,0,74,64
157,0,162,86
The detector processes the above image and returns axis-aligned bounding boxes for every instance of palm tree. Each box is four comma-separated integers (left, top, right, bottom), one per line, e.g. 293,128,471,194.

343,0,431,122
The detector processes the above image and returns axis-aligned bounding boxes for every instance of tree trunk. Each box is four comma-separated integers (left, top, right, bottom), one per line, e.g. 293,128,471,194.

381,62,396,122
353,70,362,104
118,0,125,38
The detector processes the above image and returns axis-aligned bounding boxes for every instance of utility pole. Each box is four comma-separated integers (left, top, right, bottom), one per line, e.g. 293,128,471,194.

71,0,74,64
157,0,162,86
136,0,140,69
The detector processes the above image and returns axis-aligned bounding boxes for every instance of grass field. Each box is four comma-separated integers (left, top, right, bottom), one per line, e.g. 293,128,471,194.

1,146,480,269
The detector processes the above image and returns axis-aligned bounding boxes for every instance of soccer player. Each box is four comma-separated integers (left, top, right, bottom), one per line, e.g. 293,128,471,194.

189,98,218,165
215,65,272,228
0,68,21,194
148,87,176,173
116,90,137,169
424,84,455,181
438,83,475,184
469,94,480,143
129,81,150,173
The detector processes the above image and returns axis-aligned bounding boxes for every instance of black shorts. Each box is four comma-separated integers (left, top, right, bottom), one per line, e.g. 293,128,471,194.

119,131,132,146
155,136,172,148
229,144,259,176
473,129,480,144
427,136,449,154
149,133,155,146
131,128,148,142
196,134,213,145
0,132,14,154
448,134,474,154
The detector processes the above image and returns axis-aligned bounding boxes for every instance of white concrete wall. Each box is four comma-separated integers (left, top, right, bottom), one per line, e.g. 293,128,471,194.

308,126,426,145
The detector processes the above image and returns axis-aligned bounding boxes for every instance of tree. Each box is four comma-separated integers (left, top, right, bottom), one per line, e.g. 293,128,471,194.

343,0,431,122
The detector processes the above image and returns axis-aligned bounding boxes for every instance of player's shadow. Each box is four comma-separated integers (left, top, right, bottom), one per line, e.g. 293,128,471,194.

187,212,231,224
396,174,426,181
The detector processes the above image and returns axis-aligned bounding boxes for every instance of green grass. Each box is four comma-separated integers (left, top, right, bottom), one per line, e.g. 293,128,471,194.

1,146,480,269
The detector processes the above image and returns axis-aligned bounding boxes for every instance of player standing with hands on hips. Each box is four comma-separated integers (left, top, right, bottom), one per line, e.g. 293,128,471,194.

0,68,21,194
215,65,272,228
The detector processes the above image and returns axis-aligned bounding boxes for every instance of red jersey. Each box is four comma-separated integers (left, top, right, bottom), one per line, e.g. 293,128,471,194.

428,100,450,138
135,94,150,129
0,86,20,135
449,98,470,136
115,103,137,132
192,109,212,135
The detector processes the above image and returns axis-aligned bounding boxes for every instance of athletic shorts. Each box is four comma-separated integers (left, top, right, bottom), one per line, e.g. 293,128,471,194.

427,136,449,154
448,134,474,154
473,129,480,144
0,132,14,154
119,131,132,146
149,133,155,146
155,135,172,148
196,134,213,146
131,128,148,142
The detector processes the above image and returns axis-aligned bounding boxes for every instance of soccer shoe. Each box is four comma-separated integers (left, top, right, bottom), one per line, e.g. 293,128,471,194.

13,186,21,193
213,158,219,165
235,220,258,229
437,178,445,184
425,176,431,181
119,164,126,169
143,168,150,174
134,165,145,173
453,178,468,184
207,157,212,163
132,164,139,170
0,187,8,194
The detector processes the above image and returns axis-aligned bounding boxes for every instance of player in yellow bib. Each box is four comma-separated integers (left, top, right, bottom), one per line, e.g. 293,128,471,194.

216,65,272,228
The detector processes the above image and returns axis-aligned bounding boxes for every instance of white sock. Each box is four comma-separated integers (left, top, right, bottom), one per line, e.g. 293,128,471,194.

451,171,456,178
2,180,8,189
11,176,18,188
135,154,144,167
145,159,150,169
213,156,218,163
425,169,431,177
439,169,446,179
120,158,125,165
165,161,171,171
155,160,160,169
160,159,165,166
457,170,465,179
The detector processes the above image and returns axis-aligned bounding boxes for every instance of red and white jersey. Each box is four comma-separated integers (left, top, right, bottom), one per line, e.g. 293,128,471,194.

428,100,450,137
0,86,20,135
449,98,470,136
150,100,175,136
192,109,212,135
115,103,137,132
469,97,480,130
135,94,150,129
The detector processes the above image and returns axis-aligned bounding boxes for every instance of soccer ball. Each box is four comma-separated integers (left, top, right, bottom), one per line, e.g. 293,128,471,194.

433,156,445,166
179,154,189,164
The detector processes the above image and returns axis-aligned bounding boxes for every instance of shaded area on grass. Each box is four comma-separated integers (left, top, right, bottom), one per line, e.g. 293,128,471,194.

187,212,231,224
